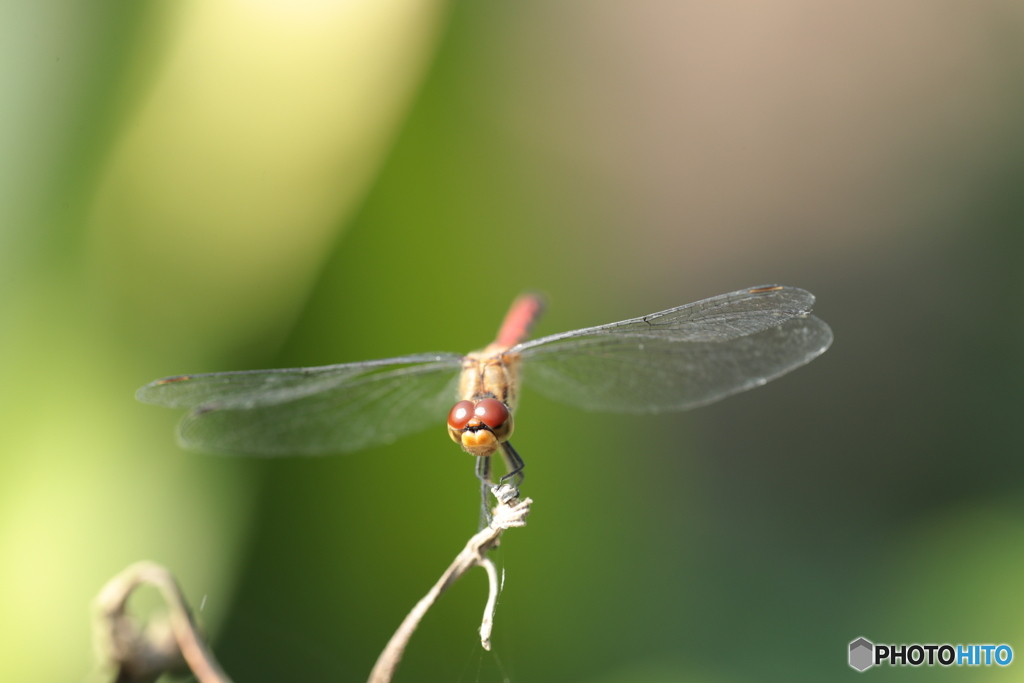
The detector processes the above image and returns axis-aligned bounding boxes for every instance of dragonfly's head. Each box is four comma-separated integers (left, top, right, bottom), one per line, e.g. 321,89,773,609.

447,398,514,457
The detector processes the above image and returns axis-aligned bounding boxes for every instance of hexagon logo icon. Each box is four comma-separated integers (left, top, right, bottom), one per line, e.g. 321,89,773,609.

849,637,874,671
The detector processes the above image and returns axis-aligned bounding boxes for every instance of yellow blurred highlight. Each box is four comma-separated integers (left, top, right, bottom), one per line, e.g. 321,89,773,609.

0,2,448,680
86,0,447,359
0,358,257,682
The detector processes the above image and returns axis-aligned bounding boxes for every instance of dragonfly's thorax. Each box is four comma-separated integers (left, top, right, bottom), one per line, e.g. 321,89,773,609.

459,344,522,410
449,345,521,456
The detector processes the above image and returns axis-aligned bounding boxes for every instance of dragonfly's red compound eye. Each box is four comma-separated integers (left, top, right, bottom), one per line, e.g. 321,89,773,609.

474,398,509,429
448,401,475,430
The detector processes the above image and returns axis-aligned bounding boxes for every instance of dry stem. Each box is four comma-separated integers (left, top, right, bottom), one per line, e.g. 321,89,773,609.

93,561,232,683
368,485,532,683
92,487,530,683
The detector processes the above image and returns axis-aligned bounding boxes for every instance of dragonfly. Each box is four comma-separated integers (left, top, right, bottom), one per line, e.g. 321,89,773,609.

137,285,832,488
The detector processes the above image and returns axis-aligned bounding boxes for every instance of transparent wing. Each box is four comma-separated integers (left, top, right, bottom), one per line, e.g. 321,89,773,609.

136,353,465,456
512,286,832,413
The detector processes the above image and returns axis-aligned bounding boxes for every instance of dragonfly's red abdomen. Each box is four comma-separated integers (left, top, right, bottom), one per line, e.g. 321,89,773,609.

493,293,545,348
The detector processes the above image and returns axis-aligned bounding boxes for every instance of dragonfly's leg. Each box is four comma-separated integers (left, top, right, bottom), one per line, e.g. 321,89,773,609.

498,441,525,488
476,455,493,527
475,454,492,484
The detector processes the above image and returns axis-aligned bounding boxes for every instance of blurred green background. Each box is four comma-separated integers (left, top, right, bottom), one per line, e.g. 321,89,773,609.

3,1,1024,681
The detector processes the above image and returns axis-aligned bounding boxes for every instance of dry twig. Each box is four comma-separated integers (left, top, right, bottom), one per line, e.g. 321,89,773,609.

93,561,232,683
92,488,529,683
368,484,532,683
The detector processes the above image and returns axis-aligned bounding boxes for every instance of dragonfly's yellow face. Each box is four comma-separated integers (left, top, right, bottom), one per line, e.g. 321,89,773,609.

447,398,514,457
